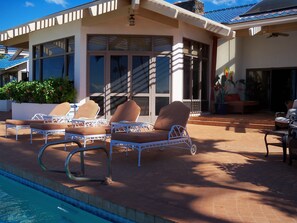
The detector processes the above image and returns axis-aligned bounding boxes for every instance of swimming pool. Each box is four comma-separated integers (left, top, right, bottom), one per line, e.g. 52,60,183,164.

0,170,133,223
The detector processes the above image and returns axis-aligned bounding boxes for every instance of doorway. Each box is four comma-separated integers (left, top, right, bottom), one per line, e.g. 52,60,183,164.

246,68,297,112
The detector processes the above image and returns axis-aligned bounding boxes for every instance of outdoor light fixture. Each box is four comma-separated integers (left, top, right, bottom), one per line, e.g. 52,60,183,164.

129,14,135,26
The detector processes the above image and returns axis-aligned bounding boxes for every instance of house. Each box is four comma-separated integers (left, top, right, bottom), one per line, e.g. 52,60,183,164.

204,0,297,112
0,0,233,121
0,46,29,87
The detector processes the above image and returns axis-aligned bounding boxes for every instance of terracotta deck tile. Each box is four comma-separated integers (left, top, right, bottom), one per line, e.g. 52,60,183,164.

0,117,297,222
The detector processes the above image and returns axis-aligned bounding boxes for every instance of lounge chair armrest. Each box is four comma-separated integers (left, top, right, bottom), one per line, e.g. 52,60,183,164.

71,118,106,127
275,112,286,118
43,115,68,123
32,113,47,120
168,125,190,140
111,121,151,133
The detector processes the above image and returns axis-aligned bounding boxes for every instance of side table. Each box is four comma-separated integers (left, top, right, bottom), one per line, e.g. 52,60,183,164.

264,129,288,162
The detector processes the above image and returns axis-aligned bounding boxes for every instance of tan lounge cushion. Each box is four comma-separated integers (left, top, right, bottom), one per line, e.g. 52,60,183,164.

74,100,99,119
111,130,169,143
49,102,71,116
154,101,190,131
6,119,44,125
65,126,111,135
109,100,141,124
30,123,71,130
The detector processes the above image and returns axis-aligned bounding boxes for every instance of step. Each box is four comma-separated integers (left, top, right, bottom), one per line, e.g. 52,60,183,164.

188,118,275,130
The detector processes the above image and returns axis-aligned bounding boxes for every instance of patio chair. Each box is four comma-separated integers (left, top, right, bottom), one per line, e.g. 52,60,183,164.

275,99,297,130
5,102,71,140
110,101,197,167
30,100,99,144
64,100,141,147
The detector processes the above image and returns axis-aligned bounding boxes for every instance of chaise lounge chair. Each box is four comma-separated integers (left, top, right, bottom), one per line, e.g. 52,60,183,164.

275,99,297,129
110,101,197,167
64,100,141,147
30,100,99,144
5,102,71,140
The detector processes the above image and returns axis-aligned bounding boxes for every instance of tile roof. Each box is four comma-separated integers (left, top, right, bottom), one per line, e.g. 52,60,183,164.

0,54,28,70
204,3,297,24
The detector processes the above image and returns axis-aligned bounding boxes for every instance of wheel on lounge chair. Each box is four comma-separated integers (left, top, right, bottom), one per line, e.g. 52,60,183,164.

190,144,197,155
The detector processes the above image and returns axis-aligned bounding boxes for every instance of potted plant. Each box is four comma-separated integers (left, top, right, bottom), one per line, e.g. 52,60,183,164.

6,78,76,119
214,68,235,114
0,86,11,111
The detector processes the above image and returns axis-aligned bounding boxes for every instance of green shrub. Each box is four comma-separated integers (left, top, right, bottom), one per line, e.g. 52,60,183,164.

5,78,76,103
0,87,9,100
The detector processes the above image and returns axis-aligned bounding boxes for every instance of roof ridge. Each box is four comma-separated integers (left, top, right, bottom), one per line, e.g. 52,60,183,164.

205,3,256,14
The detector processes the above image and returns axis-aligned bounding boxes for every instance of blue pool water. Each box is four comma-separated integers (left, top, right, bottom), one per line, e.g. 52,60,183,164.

0,171,131,223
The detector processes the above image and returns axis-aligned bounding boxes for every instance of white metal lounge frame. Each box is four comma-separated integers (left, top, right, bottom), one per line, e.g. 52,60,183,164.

64,119,110,147
65,132,110,148
110,124,197,167
6,113,50,140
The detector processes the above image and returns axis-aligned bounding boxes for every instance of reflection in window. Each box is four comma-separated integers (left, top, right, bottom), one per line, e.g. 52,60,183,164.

132,56,149,94
110,96,127,115
42,56,64,80
88,36,107,51
33,37,74,81
132,97,149,116
42,40,65,57
67,54,74,82
183,56,191,99
33,60,40,81
155,97,169,115
110,56,128,93
89,56,104,93
109,36,128,51
156,56,170,93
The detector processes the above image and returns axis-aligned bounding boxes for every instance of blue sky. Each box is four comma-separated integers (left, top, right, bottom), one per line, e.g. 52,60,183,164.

0,0,260,31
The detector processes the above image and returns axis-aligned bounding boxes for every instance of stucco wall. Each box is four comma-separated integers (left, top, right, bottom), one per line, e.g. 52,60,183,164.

28,8,214,105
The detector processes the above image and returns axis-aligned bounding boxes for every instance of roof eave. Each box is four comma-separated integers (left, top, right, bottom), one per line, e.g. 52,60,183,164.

228,14,297,30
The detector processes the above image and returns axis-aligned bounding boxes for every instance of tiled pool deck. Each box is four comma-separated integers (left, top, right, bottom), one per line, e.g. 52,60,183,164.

0,117,297,222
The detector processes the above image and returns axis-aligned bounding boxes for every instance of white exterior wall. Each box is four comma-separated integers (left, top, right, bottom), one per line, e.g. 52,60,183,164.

218,30,297,81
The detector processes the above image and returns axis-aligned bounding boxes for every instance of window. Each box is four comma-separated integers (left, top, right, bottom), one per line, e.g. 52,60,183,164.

33,37,74,81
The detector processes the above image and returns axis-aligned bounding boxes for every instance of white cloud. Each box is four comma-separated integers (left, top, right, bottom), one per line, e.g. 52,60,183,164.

25,1,35,7
45,0,68,7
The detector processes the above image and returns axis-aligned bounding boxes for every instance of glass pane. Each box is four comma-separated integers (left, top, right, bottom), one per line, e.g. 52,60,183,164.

41,56,64,80
87,36,107,51
156,56,170,93
33,60,40,81
33,46,40,59
90,96,104,116
193,58,199,99
89,56,104,93
201,44,209,58
153,37,172,52
132,56,150,94
67,37,75,53
129,37,151,51
202,60,208,100
110,56,128,93
183,56,191,99
67,54,74,82
109,36,128,51
42,40,65,57
155,97,169,115
183,39,190,54
192,42,198,56
110,96,127,115
132,97,149,116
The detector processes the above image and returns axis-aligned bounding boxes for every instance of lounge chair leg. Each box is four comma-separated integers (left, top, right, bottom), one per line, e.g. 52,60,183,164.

16,128,18,141
5,126,8,138
30,130,33,144
109,143,113,160
138,149,142,167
